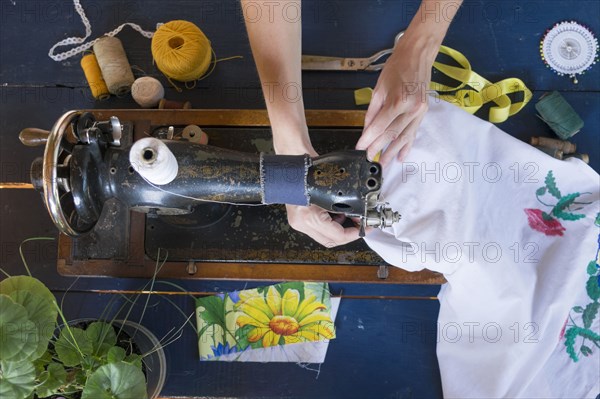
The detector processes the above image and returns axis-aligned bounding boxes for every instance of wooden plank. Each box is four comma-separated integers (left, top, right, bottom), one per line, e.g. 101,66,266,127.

89,108,366,127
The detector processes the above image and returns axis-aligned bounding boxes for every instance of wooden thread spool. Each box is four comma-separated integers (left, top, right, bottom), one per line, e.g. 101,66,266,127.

534,145,563,160
530,137,577,154
93,36,135,95
80,53,110,100
159,99,192,109
182,125,209,144
563,153,590,164
131,77,165,108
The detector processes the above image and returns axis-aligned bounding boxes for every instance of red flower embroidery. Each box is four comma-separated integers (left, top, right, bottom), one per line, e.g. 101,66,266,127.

524,209,566,236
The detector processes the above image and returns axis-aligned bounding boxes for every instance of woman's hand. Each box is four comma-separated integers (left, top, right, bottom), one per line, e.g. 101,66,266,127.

356,33,438,167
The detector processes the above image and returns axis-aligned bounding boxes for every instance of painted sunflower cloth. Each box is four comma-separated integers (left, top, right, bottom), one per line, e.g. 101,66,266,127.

364,98,600,398
196,282,339,362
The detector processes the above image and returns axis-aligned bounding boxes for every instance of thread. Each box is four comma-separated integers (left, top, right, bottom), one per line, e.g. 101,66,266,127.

129,138,178,185
535,91,584,139
131,77,165,108
159,99,192,109
93,36,135,95
182,125,209,144
530,137,576,154
80,53,110,100
151,20,212,84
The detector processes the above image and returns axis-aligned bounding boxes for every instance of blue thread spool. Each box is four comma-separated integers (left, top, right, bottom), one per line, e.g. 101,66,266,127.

535,91,584,140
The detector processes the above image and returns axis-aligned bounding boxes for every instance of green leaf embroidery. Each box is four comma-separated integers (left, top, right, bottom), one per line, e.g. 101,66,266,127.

580,345,592,357
586,275,600,301
588,261,599,276
552,192,581,216
536,187,547,196
595,212,600,227
545,171,562,199
564,326,579,362
582,302,599,329
572,306,584,313
542,211,553,221
553,211,586,221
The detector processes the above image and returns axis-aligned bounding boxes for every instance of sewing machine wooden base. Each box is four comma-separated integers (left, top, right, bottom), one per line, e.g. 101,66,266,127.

57,109,445,285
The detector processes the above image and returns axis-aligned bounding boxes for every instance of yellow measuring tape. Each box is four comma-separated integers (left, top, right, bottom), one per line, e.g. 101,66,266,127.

355,45,532,123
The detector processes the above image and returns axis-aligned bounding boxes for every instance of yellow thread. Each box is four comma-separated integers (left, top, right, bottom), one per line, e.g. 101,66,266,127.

80,53,110,100
151,20,213,84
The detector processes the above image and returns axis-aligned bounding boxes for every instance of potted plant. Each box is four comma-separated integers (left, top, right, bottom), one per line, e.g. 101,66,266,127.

0,274,167,399
0,238,171,399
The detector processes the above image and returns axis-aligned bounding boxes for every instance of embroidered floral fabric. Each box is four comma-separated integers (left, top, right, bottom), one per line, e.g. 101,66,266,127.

196,282,338,362
364,98,599,398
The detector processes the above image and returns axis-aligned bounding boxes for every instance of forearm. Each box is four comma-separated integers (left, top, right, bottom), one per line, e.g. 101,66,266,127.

403,0,463,61
241,0,313,155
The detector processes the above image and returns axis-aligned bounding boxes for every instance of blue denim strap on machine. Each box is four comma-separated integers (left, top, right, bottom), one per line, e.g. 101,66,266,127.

260,153,311,206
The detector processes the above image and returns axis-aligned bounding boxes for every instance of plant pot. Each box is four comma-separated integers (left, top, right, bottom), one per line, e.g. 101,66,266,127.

66,318,167,399
112,320,167,399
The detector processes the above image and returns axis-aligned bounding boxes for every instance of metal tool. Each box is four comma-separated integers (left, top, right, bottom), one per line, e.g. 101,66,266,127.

302,31,405,71
22,111,400,238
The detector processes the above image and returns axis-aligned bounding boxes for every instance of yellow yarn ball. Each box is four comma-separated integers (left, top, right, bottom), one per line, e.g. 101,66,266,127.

151,20,212,82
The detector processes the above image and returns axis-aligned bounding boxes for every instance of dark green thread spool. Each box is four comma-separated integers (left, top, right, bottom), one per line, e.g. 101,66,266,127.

535,91,584,140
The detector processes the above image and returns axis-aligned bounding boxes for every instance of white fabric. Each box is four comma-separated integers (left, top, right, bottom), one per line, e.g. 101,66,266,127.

364,98,600,398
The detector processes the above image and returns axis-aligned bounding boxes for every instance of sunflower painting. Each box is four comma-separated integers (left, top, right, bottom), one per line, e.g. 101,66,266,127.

196,282,337,362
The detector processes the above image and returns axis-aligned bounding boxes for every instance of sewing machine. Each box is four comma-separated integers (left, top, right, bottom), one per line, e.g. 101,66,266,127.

20,109,444,284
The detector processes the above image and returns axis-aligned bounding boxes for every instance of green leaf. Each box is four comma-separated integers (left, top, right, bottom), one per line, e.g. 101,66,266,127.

55,327,93,367
0,277,56,305
8,290,57,361
582,302,600,329
586,275,600,301
572,306,584,313
553,211,586,221
564,326,579,362
107,347,126,363
196,296,226,330
545,170,562,199
0,360,36,399
82,362,147,399
0,295,38,363
587,260,598,276
276,282,306,303
580,345,592,357
595,212,600,227
85,322,117,356
536,187,547,196
542,211,553,221
124,353,142,369
35,362,67,399
552,192,580,213
234,324,254,351
32,351,52,374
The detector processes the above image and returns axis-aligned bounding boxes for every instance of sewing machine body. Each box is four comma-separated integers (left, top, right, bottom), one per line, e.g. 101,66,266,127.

23,109,444,284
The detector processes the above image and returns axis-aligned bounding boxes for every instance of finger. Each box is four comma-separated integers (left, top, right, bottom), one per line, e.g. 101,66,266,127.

357,100,410,155
367,112,415,163
363,89,384,131
311,220,361,247
380,113,423,166
331,213,346,225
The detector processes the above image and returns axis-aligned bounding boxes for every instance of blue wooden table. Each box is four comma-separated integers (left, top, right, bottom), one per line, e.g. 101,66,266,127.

1,1,598,397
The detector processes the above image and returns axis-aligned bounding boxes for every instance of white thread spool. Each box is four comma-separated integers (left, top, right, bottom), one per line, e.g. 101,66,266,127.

93,36,135,95
129,137,178,185
131,76,165,108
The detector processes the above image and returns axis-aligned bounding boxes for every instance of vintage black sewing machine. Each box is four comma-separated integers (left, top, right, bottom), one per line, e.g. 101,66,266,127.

21,109,444,284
